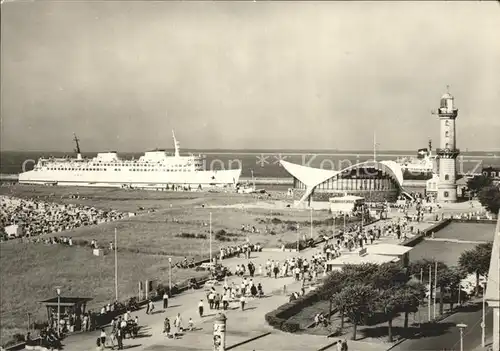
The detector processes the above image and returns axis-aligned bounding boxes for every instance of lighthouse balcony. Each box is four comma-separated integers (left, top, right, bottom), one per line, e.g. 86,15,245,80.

438,109,458,118
436,148,460,157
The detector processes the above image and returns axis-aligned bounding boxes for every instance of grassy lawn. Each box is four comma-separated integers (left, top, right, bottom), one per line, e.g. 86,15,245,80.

0,243,209,343
409,240,476,267
433,222,495,242
0,184,344,344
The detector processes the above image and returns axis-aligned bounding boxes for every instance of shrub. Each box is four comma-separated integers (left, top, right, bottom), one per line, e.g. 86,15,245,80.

13,333,25,343
174,233,207,239
281,320,300,333
283,240,310,251
156,283,166,297
271,217,282,225
265,290,320,333
264,312,285,329
216,229,227,236
33,320,49,331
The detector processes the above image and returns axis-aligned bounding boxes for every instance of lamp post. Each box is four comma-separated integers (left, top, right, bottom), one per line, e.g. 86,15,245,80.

114,228,118,302
481,281,487,348
56,287,61,338
168,257,172,295
458,279,461,306
310,207,313,240
456,323,467,351
428,265,432,322
296,224,299,252
209,213,212,264
433,261,438,319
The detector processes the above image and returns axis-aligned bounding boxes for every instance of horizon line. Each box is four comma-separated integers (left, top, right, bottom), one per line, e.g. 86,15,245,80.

1,148,498,154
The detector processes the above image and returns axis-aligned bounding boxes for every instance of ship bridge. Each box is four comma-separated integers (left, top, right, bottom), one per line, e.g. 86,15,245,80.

95,152,119,161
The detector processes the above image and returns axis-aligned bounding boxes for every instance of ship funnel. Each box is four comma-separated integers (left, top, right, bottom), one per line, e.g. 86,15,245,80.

73,133,83,160
172,130,180,157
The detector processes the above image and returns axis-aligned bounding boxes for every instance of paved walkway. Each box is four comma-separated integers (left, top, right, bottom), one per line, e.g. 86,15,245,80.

56,216,435,351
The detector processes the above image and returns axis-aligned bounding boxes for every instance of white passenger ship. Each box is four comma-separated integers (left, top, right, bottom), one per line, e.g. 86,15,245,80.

18,132,242,189
396,140,436,180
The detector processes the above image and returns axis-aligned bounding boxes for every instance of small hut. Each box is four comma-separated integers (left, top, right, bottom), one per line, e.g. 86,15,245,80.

39,297,92,332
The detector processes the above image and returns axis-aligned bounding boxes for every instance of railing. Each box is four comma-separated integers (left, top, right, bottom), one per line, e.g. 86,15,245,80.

435,148,460,155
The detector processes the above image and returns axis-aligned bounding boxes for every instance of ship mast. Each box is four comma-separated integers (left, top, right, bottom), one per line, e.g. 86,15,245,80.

172,130,180,157
373,131,380,162
428,139,432,157
73,133,82,160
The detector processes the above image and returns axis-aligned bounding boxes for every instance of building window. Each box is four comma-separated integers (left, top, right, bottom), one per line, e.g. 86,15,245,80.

445,143,450,149
445,131,449,137
444,174,449,181
445,120,450,126
444,191,449,198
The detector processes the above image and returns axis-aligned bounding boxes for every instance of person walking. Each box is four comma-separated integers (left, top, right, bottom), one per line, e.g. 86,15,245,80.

208,291,215,309
174,313,183,336
336,340,343,351
222,293,229,310
163,317,171,338
148,300,155,314
163,292,169,309
240,295,246,311
198,299,204,317
99,329,106,349
116,327,123,350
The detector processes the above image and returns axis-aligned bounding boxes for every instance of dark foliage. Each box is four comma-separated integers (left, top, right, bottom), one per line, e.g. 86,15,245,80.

478,185,500,215
467,175,493,194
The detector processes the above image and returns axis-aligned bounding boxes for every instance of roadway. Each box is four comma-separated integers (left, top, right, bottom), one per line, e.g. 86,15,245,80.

391,302,493,351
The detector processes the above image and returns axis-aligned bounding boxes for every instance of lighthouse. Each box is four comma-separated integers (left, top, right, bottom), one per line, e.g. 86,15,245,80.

436,89,459,203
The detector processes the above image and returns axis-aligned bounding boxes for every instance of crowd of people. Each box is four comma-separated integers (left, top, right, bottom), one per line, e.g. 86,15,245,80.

219,242,262,260
1,196,129,240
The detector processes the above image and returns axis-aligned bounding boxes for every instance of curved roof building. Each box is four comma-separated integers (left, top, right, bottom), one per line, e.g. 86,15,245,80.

280,160,410,206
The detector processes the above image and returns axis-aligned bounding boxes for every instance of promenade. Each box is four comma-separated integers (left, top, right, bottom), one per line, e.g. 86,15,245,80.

59,215,429,351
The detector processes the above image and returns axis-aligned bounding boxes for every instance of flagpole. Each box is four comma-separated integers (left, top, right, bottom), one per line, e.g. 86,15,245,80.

114,228,118,302
209,212,212,264
428,265,432,322
434,261,438,319
310,207,313,239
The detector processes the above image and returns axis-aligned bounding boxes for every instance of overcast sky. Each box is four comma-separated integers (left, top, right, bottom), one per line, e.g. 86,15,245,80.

1,1,499,152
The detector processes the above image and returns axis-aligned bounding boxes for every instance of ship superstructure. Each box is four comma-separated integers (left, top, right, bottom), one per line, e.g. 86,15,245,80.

18,132,241,189
396,140,436,179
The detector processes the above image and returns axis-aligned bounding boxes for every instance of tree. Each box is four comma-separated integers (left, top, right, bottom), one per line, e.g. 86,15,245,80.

467,175,492,195
371,262,409,290
459,242,493,295
436,266,464,314
318,270,347,321
375,288,402,342
399,281,426,329
341,263,379,286
332,283,377,340
478,185,500,215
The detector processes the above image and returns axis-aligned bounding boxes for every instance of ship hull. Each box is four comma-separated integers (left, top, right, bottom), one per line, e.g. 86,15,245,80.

402,169,433,181
18,169,242,189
